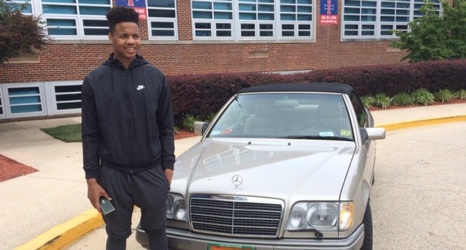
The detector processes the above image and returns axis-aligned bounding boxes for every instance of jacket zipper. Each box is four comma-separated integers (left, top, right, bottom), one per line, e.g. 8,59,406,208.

124,69,136,173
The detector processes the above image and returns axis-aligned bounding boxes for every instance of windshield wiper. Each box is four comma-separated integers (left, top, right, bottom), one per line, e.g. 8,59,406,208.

286,135,353,141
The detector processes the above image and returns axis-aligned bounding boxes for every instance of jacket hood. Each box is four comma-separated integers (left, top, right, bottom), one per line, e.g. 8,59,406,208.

102,53,149,70
101,53,150,92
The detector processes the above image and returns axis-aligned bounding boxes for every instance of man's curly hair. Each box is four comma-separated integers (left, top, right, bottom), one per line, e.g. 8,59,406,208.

106,7,139,33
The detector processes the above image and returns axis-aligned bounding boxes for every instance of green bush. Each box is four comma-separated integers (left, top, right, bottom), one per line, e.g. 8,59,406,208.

390,0,466,63
0,0,49,63
435,89,456,103
457,90,466,100
168,59,466,127
360,96,375,108
181,114,198,131
412,88,435,106
391,92,415,106
373,93,391,109
206,112,217,122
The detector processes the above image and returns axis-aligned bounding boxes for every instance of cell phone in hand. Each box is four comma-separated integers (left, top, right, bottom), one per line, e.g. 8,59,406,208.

99,197,115,215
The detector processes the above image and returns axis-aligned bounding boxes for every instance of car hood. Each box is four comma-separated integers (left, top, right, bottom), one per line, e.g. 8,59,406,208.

173,138,356,201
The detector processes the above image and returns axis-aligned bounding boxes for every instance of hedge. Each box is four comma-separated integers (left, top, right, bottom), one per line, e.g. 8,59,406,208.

168,59,466,126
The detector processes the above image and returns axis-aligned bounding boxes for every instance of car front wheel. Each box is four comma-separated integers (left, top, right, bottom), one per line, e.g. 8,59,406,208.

361,201,373,250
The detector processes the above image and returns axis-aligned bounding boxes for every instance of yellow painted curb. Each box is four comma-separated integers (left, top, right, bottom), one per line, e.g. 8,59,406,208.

377,115,466,131
15,209,103,250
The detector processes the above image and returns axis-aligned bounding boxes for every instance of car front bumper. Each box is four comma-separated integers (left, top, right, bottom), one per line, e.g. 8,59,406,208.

136,224,364,250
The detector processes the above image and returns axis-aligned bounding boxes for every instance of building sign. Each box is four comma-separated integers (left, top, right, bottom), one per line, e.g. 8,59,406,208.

320,0,338,25
116,0,147,20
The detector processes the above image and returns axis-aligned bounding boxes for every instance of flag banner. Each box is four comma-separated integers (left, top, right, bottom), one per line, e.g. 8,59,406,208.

115,0,147,20
320,0,338,25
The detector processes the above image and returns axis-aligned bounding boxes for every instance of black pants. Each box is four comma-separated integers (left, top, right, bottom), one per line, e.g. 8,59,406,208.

98,165,169,250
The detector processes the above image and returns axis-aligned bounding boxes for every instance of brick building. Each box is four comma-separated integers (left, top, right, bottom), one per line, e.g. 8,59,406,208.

0,0,441,121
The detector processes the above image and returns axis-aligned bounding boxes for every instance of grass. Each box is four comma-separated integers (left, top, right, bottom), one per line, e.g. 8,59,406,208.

41,124,82,143
42,124,194,143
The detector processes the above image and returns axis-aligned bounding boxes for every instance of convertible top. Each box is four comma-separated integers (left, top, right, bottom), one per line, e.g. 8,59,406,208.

238,83,354,95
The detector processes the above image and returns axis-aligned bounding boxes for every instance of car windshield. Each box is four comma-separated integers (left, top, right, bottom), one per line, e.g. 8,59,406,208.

208,93,354,141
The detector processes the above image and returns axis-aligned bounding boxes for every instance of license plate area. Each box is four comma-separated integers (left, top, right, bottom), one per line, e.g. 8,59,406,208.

207,242,255,250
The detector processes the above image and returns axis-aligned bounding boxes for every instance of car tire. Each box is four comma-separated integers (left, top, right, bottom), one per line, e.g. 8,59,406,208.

361,201,373,250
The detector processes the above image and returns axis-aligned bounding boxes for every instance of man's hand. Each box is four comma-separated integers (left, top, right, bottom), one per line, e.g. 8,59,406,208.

86,178,111,214
164,169,173,187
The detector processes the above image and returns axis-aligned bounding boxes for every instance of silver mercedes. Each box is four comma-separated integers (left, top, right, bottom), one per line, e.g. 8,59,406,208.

137,83,386,250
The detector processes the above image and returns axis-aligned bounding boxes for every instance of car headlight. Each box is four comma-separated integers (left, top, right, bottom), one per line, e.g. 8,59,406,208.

166,193,187,221
287,202,354,231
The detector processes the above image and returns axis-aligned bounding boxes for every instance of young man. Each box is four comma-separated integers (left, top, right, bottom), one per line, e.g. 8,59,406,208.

81,6,175,250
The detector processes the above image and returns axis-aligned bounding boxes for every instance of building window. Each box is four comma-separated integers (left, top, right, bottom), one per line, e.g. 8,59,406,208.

0,82,83,120
238,0,275,39
147,0,178,40
6,0,33,14
52,82,82,113
342,0,440,40
6,85,45,116
192,0,235,39
280,0,313,38
192,0,314,41
31,0,111,39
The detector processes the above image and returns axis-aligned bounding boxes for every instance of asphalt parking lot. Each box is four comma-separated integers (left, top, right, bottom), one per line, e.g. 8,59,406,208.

372,121,466,249
65,121,466,249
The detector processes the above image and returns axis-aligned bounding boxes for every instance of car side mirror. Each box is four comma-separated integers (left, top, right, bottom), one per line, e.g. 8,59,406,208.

194,121,210,136
360,127,386,142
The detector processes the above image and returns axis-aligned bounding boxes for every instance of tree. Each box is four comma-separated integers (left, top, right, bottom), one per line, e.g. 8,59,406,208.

391,0,466,63
0,0,49,63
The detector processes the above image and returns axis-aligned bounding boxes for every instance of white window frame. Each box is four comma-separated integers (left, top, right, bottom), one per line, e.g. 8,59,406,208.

0,81,84,120
46,81,82,115
0,87,5,118
147,0,179,40
7,0,34,15
2,83,47,118
28,0,111,40
341,0,441,41
192,0,315,41
192,0,235,40
278,0,313,40
237,0,276,41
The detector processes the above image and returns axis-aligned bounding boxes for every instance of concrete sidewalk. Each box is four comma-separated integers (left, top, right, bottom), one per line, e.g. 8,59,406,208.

0,103,465,250
0,117,202,250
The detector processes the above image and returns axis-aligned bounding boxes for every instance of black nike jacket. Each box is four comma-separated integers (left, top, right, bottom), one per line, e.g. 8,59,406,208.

81,54,175,179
